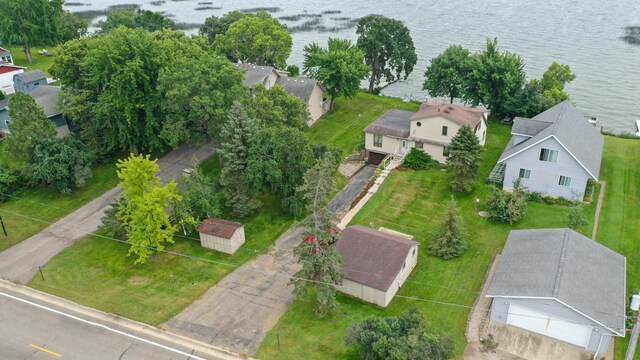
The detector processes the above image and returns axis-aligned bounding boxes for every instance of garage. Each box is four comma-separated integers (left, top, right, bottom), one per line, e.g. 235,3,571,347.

367,151,387,166
506,303,592,348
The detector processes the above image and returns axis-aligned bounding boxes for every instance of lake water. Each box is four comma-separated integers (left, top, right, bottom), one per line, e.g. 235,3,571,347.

68,0,640,133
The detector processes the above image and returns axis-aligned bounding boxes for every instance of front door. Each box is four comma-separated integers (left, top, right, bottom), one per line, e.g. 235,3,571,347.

400,140,408,154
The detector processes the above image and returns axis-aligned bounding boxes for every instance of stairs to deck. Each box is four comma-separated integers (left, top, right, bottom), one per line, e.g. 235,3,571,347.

486,162,506,184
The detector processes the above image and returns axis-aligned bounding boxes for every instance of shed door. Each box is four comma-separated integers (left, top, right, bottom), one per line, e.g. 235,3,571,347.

506,303,592,348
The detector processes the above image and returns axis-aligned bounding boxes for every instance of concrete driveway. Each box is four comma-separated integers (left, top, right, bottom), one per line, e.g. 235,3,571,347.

164,166,377,355
0,142,214,284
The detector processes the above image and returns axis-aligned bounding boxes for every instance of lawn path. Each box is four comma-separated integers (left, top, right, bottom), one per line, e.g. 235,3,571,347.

592,180,606,240
0,142,214,283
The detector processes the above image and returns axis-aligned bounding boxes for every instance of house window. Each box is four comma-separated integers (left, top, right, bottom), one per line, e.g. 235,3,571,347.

539,148,559,163
415,141,423,149
558,176,572,187
443,146,449,157
373,134,383,147
442,126,448,136
402,261,406,270
519,168,531,179
33,82,40,86
416,121,422,127
412,248,416,256
482,131,486,142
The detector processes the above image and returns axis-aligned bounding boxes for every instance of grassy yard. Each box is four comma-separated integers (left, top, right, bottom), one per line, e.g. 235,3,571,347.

0,163,119,252
257,119,604,360
7,45,58,76
29,156,296,326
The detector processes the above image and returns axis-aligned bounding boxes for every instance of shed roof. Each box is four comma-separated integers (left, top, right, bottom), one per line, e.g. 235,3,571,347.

364,109,413,138
14,69,46,83
336,225,418,292
199,218,244,239
30,85,61,117
487,228,626,335
275,76,319,103
410,101,487,127
498,101,604,179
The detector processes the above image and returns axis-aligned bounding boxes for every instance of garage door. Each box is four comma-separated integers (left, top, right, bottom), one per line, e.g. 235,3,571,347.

506,303,592,348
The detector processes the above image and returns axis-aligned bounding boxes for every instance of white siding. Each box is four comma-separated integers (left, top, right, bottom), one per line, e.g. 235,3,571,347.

199,228,246,254
306,84,325,125
410,116,460,145
475,116,488,146
0,69,22,95
365,132,402,155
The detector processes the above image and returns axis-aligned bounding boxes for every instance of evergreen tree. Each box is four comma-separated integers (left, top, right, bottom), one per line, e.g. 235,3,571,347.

428,198,466,259
220,102,261,217
446,125,483,192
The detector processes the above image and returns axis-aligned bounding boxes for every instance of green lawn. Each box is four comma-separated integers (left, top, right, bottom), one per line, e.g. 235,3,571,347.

7,45,58,76
28,156,296,326
307,93,421,156
257,119,603,360
0,163,119,252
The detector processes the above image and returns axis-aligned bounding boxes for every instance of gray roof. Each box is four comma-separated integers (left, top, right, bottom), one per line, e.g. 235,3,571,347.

498,101,604,179
364,110,413,138
487,229,626,334
234,63,275,88
275,76,319,103
511,117,552,136
30,85,61,117
14,69,46,83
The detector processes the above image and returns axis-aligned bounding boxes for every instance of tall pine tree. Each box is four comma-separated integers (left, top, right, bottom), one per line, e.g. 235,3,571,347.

446,125,483,192
428,198,466,259
220,102,261,217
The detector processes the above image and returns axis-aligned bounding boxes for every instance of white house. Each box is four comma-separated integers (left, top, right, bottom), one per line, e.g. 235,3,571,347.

487,229,625,359
0,47,14,64
335,225,419,307
364,101,488,164
488,101,603,200
0,63,25,95
198,218,245,254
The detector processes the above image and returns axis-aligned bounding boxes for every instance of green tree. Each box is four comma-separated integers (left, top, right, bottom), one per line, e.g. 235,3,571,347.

116,154,180,264
402,148,438,170
535,61,576,104
566,206,588,231
4,92,56,160
221,102,261,217
485,184,528,224
158,47,248,148
446,125,483,192
173,160,220,234
423,45,471,103
290,156,343,316
97,9,175,33
465,38,526,119
29,135,96,193
60,10,88,42
303,38,369,102
428,198,466,259
503,82,552,119
286,64,300,77
356,15,417,93
251,83,309,130
0,0,63,63
199,11,247,44
214,12,292,68
345,307,455,360
0,164,20,202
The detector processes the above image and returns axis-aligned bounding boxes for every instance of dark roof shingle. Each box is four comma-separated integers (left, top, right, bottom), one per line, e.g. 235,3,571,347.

275,77,318,102
364,109,413,138
199,218,244,239
30,85,61,117
410,101,487,127
14,69,46,83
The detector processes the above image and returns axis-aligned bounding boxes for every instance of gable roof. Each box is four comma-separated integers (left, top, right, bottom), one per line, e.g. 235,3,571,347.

13,69,46,83
498,101,604,179
275,76,320,103
364,109,413,138
199,218,243,239
0,64,25,74
234,63,276,89
511,117,552,136
30,85,61,117
410,101,487,128
336,225,419,292
487,228,626,335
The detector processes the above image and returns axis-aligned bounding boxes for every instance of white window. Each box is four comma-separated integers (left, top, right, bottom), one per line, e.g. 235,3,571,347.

373,134,382,147
539,148,559,163
559,176,572,187
519,168,531,179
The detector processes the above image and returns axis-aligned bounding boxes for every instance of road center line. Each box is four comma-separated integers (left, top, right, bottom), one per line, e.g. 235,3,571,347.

29,344,62,357
1,291,207,360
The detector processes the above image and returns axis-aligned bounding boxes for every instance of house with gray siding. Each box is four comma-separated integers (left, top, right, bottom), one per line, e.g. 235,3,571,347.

0,47,13,64
487,229,625,358
489,101,603,200
13,69,47,94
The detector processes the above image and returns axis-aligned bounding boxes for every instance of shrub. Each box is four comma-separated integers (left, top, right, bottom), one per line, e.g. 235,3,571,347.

485,186,527,224
567,206,588,231
584,179,596,200
525,191,543,203
0,90,5,100
0,165,21,203
403,148,438,170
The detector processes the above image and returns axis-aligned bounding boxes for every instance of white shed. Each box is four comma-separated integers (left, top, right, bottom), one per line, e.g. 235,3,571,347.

335,225,419,307
198,218,245,254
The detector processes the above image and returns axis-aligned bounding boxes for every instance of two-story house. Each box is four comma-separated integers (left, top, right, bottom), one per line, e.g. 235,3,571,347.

488,100,603,200
364,101,488,164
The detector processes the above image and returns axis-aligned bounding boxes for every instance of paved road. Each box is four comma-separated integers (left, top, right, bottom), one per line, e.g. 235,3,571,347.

0,282,235,360
164,166,377,355
0,142,215,283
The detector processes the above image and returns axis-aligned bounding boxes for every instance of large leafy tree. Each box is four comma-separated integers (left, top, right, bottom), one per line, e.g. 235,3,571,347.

428,198,466,259
423,45,471,103
303,38,369,102
199,11,247,44
172,160,220,234
220,102,261,217
464,38,526,119
251,83,308,130
60,10,88,42
29,135,96,193
446,125,483,192
97,8,176,33
536,61,576,104
0,0,63,63
345,307,455,360
290,156,343,316
356,15,417,93
4,92,56,160
116,154,180,264
214,12,292,68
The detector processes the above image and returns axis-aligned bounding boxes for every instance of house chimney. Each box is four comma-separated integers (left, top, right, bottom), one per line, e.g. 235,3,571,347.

242,59,249,71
